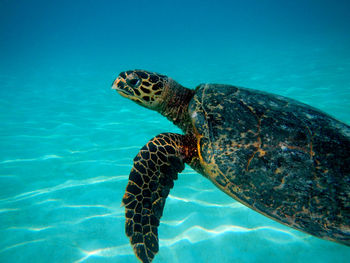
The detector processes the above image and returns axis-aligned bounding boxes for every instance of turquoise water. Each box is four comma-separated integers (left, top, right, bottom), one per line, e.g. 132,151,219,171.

1,0,350,262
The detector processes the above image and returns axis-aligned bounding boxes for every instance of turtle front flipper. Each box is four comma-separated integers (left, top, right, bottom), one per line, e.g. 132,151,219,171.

122,133,188,263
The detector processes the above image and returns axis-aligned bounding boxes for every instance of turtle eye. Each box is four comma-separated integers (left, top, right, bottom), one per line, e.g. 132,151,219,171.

127,78,140,88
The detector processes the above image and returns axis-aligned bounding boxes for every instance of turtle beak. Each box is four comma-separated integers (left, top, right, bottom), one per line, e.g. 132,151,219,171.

111,76,123,90
112,76,132,97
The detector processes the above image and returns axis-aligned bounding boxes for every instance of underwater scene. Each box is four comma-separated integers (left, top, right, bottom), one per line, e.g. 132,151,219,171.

1,0,350,262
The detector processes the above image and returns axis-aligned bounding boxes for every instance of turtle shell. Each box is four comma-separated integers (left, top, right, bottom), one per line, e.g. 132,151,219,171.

188,84,350,245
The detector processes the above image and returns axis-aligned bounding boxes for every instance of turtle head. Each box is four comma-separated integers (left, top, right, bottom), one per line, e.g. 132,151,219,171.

112,70,168,110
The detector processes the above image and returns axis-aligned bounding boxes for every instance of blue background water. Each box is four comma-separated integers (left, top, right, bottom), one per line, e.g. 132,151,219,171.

1,0,350,262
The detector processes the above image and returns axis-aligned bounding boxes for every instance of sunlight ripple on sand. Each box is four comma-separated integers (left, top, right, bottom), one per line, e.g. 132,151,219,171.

0,175,128,203
64,212,120,225
0,208,20,213
0,155,62,164
161,214,193,226
160,224,300,247
0,239,47,254
7,226,53,232
168,194,244,208
74,244,133,263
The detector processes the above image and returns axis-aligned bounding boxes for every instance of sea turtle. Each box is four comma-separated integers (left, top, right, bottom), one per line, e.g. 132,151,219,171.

111,70,350,263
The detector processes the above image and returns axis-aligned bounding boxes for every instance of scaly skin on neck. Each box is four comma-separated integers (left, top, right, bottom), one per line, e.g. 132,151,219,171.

158,79,196,133
157,79,204,176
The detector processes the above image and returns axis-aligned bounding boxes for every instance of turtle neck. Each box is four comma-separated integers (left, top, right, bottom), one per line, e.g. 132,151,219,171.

158,79,195,133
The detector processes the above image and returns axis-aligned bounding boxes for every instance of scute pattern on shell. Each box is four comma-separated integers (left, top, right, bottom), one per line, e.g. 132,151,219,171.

189,84,350,245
